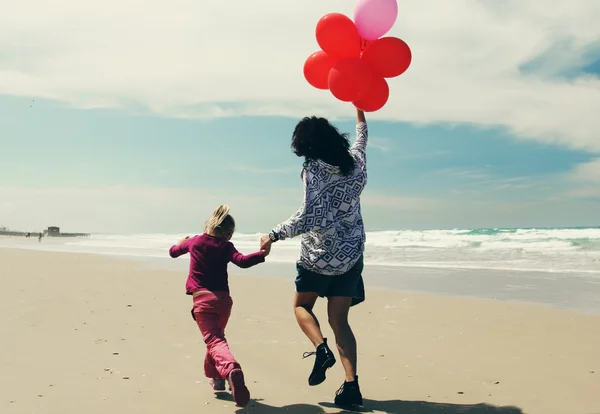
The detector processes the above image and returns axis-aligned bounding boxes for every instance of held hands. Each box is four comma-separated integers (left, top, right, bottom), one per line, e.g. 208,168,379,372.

177,236,190,245
260,234,273,257
260,234,272,250
261,241,272,257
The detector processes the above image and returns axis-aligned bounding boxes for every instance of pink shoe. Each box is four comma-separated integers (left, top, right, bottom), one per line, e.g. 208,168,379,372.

209,378,226,391
227,369,250,407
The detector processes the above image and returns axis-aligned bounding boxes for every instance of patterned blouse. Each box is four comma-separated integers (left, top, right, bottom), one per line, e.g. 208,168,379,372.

272,122,368,276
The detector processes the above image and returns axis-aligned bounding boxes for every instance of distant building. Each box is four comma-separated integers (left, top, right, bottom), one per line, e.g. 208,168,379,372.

46,227,60,237
42,226,89,238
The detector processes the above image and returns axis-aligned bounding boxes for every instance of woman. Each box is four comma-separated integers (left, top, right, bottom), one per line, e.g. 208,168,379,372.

260,107,368,408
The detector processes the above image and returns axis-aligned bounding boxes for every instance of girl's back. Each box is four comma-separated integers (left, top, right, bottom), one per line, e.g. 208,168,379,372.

182,234,234,292
169,206,267,295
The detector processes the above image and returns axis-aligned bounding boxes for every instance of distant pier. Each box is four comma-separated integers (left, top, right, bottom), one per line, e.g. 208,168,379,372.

0,226,90,238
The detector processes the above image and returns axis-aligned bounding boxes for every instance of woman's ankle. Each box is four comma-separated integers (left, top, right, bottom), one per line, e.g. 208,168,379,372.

315,337,331,348
310,335,326,348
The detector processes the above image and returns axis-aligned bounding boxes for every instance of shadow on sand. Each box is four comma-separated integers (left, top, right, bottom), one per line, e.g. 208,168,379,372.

232,397,523,413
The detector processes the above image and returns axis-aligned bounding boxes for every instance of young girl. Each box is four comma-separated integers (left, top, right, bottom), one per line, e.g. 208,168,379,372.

169,205,270,407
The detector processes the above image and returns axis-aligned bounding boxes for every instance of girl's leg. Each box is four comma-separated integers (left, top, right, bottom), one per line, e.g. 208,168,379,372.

193,298,239,380
204,353,222,382
204,303,232,380
193,295,249,406
207,302,232,390
327,297,356,382
293,292,323,347
218,302,232,332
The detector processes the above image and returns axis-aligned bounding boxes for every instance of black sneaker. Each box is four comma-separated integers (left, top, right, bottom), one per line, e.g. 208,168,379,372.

302,338,336,386
334,376,363,408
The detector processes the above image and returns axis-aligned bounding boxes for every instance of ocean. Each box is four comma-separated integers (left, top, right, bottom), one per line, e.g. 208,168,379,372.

2,227,600,313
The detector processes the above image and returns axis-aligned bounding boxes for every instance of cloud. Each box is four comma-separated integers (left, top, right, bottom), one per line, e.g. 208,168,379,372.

368,139,391,153
396,150,449,160
451,177,537,195
563,187,600,199
1,1,600,152
429,168,491,181
569,157,600,183
556,157,600,199
228,164,299,174
361,193,440,211
519,37,600,79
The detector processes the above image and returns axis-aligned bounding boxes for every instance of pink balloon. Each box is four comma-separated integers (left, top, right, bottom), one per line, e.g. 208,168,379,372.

354,0,398,41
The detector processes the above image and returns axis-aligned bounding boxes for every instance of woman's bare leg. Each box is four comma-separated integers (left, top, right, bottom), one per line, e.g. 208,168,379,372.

327,297,356,382
293,292,324,347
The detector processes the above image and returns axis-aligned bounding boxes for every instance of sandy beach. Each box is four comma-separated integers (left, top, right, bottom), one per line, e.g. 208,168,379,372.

1,247,599,414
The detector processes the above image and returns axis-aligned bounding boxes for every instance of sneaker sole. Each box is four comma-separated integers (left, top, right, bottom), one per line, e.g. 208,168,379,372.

228,369,250,407
308,356,336,386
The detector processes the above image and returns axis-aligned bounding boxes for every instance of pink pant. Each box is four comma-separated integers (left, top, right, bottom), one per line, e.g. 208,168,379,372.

192,291,241,380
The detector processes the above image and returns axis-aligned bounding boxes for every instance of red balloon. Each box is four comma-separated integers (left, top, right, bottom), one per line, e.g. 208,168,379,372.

328,58,373,102
361,37,412,78
303,51,338,90
353,76,389,112
316,13,361,59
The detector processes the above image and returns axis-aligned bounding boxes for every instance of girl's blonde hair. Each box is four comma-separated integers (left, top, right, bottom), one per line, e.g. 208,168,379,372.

205,204,236,238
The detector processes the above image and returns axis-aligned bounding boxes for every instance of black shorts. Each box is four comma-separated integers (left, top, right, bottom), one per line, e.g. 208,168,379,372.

295,255,365,306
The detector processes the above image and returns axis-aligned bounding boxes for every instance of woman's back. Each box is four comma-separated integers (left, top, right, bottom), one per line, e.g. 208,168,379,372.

275,122,369,276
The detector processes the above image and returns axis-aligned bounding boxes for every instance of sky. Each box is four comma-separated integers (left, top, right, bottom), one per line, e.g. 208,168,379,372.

1,0,599,234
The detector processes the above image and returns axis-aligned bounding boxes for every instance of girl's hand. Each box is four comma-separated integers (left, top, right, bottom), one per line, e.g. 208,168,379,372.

178,236,190,245
262,242,272,257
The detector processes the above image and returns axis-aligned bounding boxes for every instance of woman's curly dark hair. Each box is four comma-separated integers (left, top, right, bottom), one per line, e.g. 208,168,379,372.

291,116,355,176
